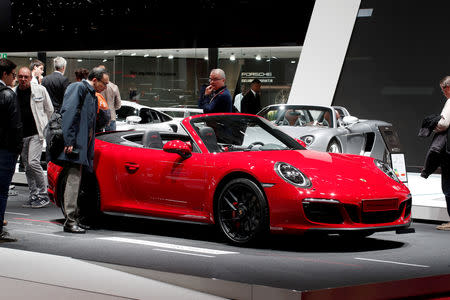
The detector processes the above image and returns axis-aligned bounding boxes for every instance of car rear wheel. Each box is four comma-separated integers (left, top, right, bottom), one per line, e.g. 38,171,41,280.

327,139,342,153
216,178,269,245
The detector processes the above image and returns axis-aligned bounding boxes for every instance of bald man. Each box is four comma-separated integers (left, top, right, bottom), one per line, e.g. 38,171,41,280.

13,67,53,208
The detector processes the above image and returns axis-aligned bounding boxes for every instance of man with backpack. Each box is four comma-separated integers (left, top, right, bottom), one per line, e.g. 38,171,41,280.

0,58,22,241
58,67,109,233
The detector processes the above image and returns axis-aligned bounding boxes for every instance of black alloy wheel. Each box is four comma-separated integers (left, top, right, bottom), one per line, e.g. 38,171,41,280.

216,178,269,245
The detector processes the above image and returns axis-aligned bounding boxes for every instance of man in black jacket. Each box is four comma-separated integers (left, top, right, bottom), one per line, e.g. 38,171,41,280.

240,79,262,115
0,58,22,241
42,56,70,112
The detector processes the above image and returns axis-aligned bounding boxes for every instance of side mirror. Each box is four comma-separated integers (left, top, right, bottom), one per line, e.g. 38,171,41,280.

126,116,142,124
342,116,359,126
163,140,192,159
295,138,307,148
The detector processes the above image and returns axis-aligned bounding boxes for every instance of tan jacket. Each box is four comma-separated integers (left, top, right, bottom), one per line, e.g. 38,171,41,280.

101,81,121,120
14,83,54,139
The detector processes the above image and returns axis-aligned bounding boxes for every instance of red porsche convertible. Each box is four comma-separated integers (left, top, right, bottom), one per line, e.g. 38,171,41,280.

47,113,412,244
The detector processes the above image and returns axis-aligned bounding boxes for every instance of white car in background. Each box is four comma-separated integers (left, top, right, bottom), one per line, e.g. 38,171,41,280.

152,107,203,121
116,101,179,132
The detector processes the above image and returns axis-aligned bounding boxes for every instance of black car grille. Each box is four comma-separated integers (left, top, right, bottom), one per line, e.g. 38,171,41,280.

303,198,412,225
302,202,344,224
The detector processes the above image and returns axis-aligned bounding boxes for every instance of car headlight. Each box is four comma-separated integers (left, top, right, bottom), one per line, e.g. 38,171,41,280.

300,135,314,146
374,159,400,182
275,162,312,188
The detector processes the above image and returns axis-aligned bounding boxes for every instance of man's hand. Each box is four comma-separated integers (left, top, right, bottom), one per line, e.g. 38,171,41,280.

64,146,73,154
204,85,214,96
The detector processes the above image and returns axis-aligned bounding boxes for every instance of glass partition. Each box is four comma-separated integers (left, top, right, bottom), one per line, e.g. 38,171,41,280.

7,46,301,110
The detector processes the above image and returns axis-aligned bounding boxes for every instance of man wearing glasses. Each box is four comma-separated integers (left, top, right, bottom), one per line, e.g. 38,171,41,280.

14,67,53,209
0,58,22,241
58,67,109,233
198,68,232,113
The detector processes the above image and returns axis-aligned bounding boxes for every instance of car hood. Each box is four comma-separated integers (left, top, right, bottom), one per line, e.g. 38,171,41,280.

232,149,409,201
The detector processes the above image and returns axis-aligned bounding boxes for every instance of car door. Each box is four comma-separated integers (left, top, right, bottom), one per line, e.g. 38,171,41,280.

115,145,208,218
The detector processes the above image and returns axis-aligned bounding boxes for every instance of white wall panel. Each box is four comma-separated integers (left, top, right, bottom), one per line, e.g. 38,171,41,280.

288,0,361,105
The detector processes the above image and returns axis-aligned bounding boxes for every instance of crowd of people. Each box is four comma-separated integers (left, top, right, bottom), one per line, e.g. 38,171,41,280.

0,57,121,240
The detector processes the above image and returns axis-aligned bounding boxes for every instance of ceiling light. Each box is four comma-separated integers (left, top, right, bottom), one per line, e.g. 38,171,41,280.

131,53,136,56
255,55,261,61
156,55,162,58
29,57,32,60
291,60,296,64
168,55,174,59
77,59,83,62
204,56,208,60
229,54,236,61
102,59,107,62
272,56,278,59
144,54,149,57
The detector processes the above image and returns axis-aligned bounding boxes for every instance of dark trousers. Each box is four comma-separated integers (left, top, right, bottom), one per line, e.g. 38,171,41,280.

441,153,450,217
0,149,18,232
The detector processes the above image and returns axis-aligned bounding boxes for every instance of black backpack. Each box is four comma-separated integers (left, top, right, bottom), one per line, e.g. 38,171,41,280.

45,82,89,162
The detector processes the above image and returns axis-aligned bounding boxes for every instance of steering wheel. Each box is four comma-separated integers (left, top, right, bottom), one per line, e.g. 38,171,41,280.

247,141,265,149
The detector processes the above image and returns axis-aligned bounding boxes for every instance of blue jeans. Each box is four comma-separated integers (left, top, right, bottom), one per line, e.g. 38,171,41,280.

105,120,116,132
0,149,18,232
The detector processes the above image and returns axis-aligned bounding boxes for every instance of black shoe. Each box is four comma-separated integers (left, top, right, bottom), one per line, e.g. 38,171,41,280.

78,223,91,230
63,224,86,234
0,230,17,242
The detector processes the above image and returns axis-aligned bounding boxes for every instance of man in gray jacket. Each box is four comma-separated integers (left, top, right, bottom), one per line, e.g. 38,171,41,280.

59,67,109,233
14,67,54,208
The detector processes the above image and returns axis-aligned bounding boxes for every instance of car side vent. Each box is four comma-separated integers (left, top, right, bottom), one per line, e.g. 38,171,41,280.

364,132,375,152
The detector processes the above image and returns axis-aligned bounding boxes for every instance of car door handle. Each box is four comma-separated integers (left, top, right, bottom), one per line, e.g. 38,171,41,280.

124,162,140,174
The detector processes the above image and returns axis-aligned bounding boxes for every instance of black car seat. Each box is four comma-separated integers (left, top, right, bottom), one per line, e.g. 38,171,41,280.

199,127,222,153
142,131,163,149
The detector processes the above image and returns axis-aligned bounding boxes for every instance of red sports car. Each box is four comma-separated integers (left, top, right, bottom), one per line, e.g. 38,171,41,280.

47,113,412,245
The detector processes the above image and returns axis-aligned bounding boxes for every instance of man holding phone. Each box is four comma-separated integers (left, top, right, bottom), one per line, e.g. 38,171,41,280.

58,67,109,233
198,69,232,113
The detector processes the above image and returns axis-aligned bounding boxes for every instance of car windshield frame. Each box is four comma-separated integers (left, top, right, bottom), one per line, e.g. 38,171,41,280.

188,114,305,153
259,105,335,128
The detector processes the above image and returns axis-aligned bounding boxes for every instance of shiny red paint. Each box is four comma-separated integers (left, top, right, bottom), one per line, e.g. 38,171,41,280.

48,113,411,236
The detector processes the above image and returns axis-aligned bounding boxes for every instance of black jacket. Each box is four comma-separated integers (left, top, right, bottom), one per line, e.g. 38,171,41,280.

42,71,70,112
240,90,261,115
419,113,447,178
0,84,23,154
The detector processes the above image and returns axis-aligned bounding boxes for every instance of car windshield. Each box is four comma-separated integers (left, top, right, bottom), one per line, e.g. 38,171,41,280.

190,115,305,153
259,105,334,128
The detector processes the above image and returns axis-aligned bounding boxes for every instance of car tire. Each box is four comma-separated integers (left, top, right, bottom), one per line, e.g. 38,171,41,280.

216,178,269,245
326,139,342,153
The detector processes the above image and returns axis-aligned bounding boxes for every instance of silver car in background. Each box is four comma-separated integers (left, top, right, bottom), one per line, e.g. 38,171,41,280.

257,104,396,163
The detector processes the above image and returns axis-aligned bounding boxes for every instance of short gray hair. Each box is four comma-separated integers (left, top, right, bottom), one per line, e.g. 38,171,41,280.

53,56,67,71
88,67,108,81
440,76,450,89
211,68,226,80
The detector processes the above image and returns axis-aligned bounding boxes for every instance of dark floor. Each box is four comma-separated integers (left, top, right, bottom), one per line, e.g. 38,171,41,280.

3,185,450,292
